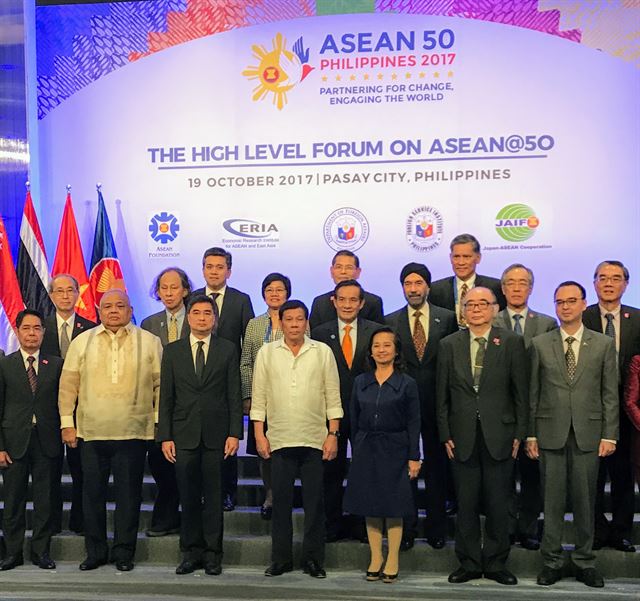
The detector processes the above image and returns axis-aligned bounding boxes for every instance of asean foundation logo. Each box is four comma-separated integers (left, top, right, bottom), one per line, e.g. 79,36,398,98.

323,208,369,252
495,204,539,242
406,206,443,252
242,33,314,110
149,212,180,244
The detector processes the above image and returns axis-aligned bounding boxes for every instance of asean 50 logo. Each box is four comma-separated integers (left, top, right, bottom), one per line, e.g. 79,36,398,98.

495,204,539,242
242,33,314,110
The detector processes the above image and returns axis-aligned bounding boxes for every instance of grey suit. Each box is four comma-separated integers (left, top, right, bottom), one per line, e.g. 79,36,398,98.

529,328,618,569
494,307,557,540
494,308,557,348
140,310,190,347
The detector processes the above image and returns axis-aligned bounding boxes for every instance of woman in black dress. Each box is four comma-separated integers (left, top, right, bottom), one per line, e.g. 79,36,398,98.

344,327,421,582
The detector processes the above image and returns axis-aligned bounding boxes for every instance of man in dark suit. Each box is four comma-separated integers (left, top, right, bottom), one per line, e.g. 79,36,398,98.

311,279,382,541
493,263,557,550
158,294,242,576
437,287,528,585
429,233,506,327
528,281,618,588
193,247,254,511
386,263,458,550
309,251,384,330
141,267,192,538
583,260,640,552
0,309,63,570
42,274,96,535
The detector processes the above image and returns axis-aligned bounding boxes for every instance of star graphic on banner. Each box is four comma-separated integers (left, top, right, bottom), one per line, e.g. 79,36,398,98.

419,72,426,78
377,73,384,80
448,71,454,77
391,73,397,80
322,75,328,82
363,73,370,80
350,74,356,81
336,74,342,81
405,72,411,79
434,72,440,78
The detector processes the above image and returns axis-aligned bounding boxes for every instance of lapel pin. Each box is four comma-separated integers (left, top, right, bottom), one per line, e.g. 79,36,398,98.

42,359,48,365
330,334,336,340
493,337,501,346
435,317,441,323
624,312,630,319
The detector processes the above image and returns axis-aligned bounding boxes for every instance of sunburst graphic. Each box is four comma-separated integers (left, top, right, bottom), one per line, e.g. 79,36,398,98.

242,33,313,111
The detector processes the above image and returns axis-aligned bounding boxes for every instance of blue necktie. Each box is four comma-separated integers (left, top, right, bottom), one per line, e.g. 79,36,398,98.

513,314,523,335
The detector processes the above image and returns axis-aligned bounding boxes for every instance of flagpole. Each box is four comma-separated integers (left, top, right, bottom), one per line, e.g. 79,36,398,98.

25,180,30,191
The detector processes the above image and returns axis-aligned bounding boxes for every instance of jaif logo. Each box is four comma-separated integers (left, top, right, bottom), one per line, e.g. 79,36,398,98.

495,204,539,242
242,33,314,110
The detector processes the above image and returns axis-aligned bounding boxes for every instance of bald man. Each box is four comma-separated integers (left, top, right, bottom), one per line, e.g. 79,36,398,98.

59,290,162,572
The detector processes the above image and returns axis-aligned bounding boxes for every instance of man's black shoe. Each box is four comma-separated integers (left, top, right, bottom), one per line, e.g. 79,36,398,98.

399,536,414,551
576,567,604,588
31,553,56,569
115,559,134,572
484,569,518,585
176,559,202,574
0,555,24,571
445,500,458,516
302,560,326,578
448,566,482,583
222,494,235,512
264,562,293,577
517,535,540,551
536,566,562,586
204,561,222,576
79,557,107,571
592,537,605,550
609,538,635,552
427,537,446,549
146,526,180,537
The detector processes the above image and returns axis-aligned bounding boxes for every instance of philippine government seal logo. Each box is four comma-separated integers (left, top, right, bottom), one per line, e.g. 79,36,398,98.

323,208,369,252
242,33,314,110
149,212,179,244
495,204,539,242
406,206,443,252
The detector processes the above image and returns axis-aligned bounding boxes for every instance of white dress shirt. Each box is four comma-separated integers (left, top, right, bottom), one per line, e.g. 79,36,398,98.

205,285,226,315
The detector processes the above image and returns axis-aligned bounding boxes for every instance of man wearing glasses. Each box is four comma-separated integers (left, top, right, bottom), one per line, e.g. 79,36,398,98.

309,251,384,330
527,281,618,588
494,263,557,551
437,287,528,586
583,261,640,552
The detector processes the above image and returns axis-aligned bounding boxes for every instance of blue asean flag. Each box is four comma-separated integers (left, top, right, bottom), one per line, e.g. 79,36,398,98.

89,188,127,314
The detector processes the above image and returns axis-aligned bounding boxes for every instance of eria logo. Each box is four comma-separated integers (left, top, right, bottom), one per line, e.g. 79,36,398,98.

495,204,539,242
223,219,278,239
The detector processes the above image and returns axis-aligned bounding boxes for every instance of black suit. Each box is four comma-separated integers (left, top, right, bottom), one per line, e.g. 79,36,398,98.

386,304,458,541
0,351,63,557
141,309,190,533
309,290,384,330
158,336,242,562
429,275,507,316
311,318,382,538
193,286,253,502
583,303,640,544
436,327,528,572
42,313,96,534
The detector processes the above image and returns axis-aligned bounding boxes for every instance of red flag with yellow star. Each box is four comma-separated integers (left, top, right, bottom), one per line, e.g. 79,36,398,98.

51,192,97,322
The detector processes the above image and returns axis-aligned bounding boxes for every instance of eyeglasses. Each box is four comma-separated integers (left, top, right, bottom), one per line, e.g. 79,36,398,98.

554,298,581,307
264,287,287,294
52,287,77,296
333,264,357,272
463,300,495,310
596,275,624,284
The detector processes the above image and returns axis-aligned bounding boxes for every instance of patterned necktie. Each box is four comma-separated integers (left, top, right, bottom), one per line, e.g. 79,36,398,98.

60,321,71,359
458,282,469,327
209,292,221,323
342,324,353,369
565,336,577,381
27,356,37,394
604,313,615,339
195,340,205,379
473,337,486,389
167,315,178,343
513,314,523,335
413,310,427,361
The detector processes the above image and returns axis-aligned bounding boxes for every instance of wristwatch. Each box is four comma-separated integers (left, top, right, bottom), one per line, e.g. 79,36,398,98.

328,430,341,438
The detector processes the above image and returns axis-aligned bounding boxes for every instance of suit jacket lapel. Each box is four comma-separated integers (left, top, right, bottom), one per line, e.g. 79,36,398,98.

329,321,350,372
157,316,169,347
572,329,592,384
454,331,474,389
551,331,571,386
13,353,33,395
398,309,420,368
477,328,499,390
422,306,441,365
501,311,513,331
